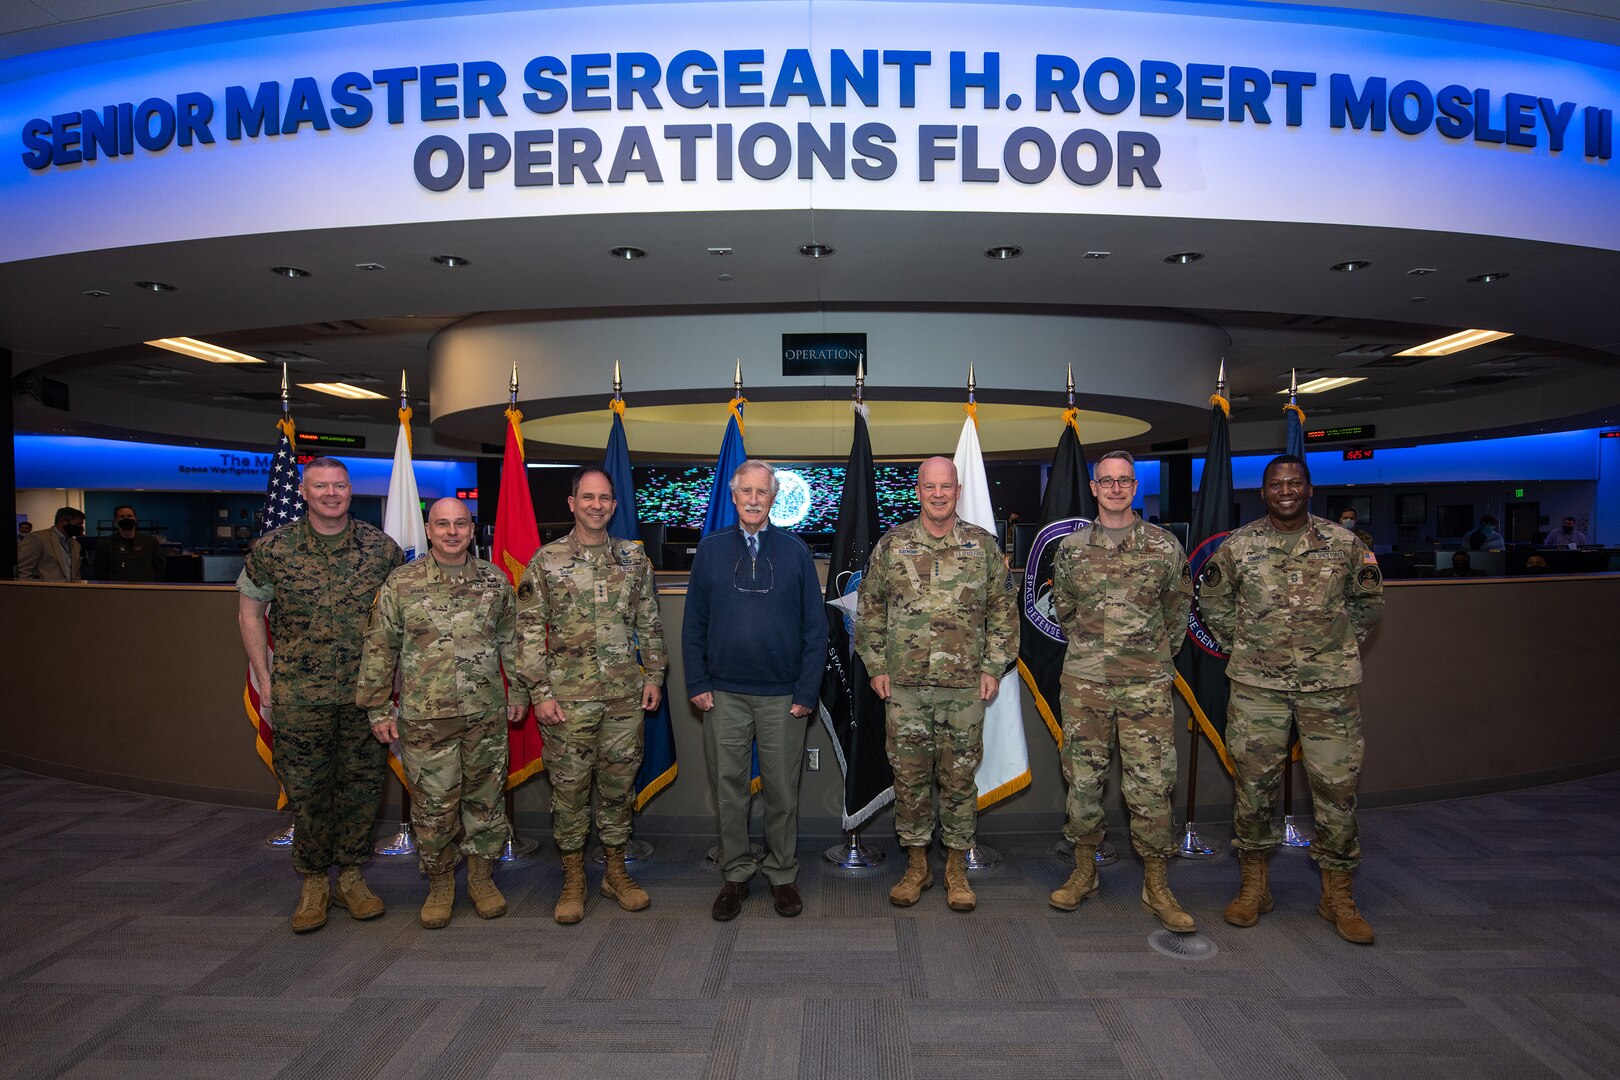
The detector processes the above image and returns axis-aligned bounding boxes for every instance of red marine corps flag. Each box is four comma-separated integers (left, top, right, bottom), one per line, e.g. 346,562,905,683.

493,370,547,789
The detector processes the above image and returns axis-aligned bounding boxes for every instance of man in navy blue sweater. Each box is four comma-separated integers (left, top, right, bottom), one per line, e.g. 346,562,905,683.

685,460,828,920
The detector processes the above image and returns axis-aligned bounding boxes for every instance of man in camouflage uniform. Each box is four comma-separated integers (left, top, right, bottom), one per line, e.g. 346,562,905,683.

358,497,526,929
857,456,1018,912
513,467,666,925
1199,454,1385,944
1048,451,1196,931
237,457,404,932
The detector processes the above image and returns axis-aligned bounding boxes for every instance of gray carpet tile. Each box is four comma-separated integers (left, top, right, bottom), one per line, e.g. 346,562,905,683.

3,765,1620,1078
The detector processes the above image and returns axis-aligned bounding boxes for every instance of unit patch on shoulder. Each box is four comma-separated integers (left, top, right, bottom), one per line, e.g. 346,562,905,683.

1355,564,1383,591
1200,563,1222,588
517,581,535,603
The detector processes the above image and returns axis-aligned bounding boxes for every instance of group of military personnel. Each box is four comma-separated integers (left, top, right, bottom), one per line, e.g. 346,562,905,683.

238,447,1383,946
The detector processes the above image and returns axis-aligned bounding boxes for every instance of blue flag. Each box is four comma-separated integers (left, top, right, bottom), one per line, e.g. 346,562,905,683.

603,403,678,810
701,401,748,537
1285,402,1306,459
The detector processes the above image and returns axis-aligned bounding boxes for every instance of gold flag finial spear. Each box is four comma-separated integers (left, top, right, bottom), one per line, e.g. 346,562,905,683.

855,355,866,404
968,361,976,404
1289,366,1298,406
613,359,622,400
509,361,519,406
1217,357,1227,398
1066,362,1075,408
399,370,409,408
280,363,289,414
733,358,743,398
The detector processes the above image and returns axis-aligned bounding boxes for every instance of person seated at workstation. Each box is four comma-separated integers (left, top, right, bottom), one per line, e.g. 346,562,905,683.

1467,515,1505,552
1433,551,1486,578
1540,516,1588,549
1336,507,1374,548
1522,555,1552,575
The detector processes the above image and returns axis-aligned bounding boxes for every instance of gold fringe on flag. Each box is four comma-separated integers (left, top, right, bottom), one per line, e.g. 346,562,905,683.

1061,406,1081,436
1210,393,1231,418
964,399,979,427
398,405,413,449
1283,402,1307,425
728,396,748,435
608,397,626,417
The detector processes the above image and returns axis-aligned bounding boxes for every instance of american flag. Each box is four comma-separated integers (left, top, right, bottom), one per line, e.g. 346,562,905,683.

261,418,305,533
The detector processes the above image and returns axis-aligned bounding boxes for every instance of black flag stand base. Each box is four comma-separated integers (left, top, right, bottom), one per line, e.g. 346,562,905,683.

964,841,1002,872
596,839,655,865
373,777,416,856
1051,838,1119,866
265,821,294,847
1176,821,1217,860
500,789,539,861
824,831,885,870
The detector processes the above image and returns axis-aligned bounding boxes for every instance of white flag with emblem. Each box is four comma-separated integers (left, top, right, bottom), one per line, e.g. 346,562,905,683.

383,413,427,561
953,413,1031,809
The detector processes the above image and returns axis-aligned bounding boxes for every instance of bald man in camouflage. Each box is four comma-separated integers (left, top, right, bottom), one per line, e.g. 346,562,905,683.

857,456,1018,913
359,497,527,929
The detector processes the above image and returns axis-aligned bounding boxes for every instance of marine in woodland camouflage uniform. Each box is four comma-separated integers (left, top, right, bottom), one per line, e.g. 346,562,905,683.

237,457,403,931
1199,454,1384,943
512,475,667,858
357,518,525,877
856,458,1018,866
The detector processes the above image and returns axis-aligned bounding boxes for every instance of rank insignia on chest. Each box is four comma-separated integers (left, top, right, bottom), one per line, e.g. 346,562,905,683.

594,581,608,602
1288,570,1304,585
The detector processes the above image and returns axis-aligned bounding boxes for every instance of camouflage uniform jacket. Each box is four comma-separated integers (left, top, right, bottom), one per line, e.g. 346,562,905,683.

513,530,667,703
1053,518,1191,684
856,516,1018,688
355,555,528,723
1198,514,1384,692
238,517,404,707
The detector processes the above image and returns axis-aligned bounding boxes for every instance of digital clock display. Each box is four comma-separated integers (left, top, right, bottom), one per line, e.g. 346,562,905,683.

1343,448,1375,461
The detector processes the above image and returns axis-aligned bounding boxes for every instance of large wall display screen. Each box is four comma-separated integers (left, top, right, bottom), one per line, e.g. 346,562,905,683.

2,0,1615,263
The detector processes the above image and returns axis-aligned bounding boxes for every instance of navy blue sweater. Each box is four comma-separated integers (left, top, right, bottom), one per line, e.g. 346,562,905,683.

682,527,828,708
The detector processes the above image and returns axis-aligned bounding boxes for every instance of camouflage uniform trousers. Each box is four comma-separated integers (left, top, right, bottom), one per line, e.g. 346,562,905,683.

273,703,387,874
1059,674,1177,858
400,707,511,875
544,697,644,853
885,683,984,850
1226,681,1364,871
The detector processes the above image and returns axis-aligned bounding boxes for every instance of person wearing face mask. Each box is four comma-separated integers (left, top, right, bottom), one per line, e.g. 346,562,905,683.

17,506,86,581
1335,508,1374,549
91,504,167,582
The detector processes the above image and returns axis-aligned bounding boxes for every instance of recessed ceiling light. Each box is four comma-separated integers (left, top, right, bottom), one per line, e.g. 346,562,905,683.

1083,251,1111,260
1330,260,1372,272
707,247,733,256
1468,271,1510,284
297,381,388,400
1407,267,1437,276
1163,251,1203,265
354,262,386,272
135,280,176,292
609,246,647,260
1277,376,1367,395
984,245,1023,260
799,243,835,258
271,265,311,278
82,289,109,298
718,273,735,282
146,337,265,364
1394,329,1513,357
431,255,470,267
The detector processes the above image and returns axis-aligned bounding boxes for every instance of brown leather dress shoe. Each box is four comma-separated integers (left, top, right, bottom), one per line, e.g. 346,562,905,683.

771,883,803,918
712,879,749,921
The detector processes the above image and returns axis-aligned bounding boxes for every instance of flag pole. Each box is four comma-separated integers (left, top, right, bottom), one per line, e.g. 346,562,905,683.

1280,363,1315,850
501,360,541,861
262,361,298,848
825,354,887,872
1176,359,1226,860
372,369,420,857
963,361,1004,875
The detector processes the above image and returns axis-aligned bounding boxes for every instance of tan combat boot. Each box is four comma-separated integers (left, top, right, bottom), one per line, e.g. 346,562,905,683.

466,856,506,919
1224,851,1274,927
554,852,586,925
944,848,976,912
1141,856,1196,933
1318,868,1376,944
419,871,455,929
601,845,651,911
332,866,385,920
1049,844,1099,911
888,846,933,906
291,871,330,933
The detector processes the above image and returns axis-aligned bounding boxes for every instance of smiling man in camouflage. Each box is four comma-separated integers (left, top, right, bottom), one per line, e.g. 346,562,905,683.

1198,454,1385,944
358,497,527,929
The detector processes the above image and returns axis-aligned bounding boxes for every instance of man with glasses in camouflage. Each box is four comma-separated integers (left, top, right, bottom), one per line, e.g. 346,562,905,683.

685,460,827,921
